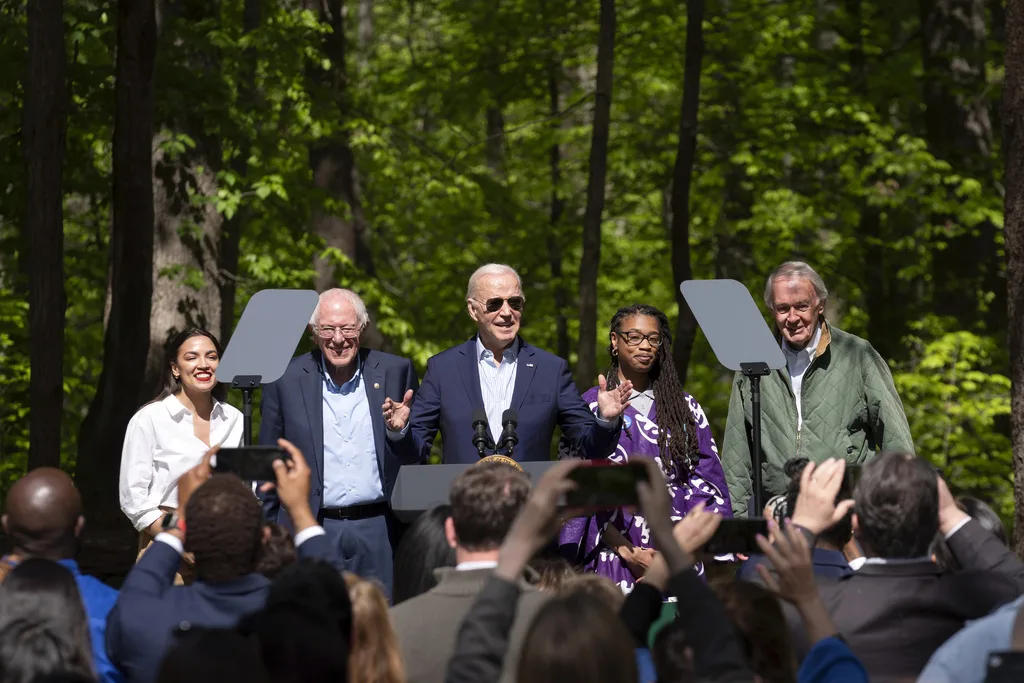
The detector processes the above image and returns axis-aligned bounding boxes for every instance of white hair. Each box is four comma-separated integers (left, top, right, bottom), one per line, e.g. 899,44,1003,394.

310,288,370,329
466,263,524,301
764,261,829,309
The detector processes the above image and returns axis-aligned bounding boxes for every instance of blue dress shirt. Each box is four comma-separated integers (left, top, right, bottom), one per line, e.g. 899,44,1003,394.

57,559,123,683
321,355,385,508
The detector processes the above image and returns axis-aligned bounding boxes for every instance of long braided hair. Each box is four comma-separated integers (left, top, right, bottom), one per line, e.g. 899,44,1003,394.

605,304,701,476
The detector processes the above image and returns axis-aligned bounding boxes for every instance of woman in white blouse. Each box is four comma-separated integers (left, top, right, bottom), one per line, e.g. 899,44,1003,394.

120,327,244,549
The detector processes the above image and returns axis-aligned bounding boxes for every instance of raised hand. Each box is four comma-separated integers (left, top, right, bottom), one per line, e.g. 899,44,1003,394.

596,374,632,420
383,389,415,431
789,459,855,536
755,520,818,607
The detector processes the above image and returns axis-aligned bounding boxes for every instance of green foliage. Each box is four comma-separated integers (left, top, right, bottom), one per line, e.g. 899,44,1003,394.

0,0,1011,525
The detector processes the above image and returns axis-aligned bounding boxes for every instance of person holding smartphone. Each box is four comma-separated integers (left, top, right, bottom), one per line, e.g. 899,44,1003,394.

558,304,732,591
119,327,243,567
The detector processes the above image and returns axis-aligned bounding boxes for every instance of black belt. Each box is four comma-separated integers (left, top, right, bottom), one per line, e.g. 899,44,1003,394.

319,501,389,521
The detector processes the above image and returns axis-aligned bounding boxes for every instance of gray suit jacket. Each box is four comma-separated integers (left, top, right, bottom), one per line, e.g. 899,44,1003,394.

390,567,548,683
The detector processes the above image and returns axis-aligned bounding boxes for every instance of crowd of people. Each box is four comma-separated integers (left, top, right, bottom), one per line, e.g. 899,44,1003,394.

0,260,1020,683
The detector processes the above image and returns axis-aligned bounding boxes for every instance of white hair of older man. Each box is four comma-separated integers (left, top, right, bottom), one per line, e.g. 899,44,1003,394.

763,261,829,309
310,288,370,329
466,263,524,302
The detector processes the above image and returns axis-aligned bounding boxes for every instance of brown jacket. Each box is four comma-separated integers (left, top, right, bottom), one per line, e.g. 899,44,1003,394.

390,567,548,683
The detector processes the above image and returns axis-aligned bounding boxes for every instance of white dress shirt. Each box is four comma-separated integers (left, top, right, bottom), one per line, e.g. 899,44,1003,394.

782,324,823,430
477,336,520,440
119,394,243,531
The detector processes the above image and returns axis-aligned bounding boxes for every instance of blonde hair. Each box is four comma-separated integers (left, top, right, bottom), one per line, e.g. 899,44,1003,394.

343,573,406,683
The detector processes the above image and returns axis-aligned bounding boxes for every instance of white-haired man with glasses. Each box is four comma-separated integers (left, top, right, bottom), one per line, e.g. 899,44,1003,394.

384,263,632,465
258,288,418,598
722,261,914,518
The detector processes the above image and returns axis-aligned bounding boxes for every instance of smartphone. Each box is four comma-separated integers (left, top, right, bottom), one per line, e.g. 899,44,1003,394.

985,652,1024,683
702,518,770,555
213,446,290,481
565,461,649,511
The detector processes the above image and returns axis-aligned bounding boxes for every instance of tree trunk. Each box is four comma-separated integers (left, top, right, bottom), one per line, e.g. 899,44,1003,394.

144,135,224,396
669,0,705,387
1005,0,1024,557
921,0,1000,327
23,0,68,471
309,0,375,288
219,0,262,340
547,62,569,361
76,0,157,528
576,0,615,388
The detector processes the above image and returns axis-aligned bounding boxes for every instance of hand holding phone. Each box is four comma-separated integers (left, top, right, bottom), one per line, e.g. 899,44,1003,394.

214,446,291,481
702,518,770,555
564,461,650,511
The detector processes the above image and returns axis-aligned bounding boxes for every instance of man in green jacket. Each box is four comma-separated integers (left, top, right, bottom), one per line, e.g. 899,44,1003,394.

722,261,914,518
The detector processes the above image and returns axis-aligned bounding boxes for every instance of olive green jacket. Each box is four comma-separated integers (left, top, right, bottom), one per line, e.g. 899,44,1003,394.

722,322,914,517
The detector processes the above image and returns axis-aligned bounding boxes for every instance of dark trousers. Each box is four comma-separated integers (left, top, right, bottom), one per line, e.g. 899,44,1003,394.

320,511,403,601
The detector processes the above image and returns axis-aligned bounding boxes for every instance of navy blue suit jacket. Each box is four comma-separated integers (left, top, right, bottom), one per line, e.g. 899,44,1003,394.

393,337,620,464
258,348,419,520
737,547,854,581
105,534,337,683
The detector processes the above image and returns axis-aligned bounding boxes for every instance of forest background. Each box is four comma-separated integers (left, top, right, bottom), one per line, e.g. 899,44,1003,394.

4,0,1021,554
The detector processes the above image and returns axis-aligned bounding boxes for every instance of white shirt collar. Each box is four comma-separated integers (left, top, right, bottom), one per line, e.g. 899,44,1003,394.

476,336,519,362
782,322,823,360
162,393,224,420
456,560,499,571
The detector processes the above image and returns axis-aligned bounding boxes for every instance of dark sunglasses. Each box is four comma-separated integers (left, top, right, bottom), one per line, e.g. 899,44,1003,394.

474,296,525,313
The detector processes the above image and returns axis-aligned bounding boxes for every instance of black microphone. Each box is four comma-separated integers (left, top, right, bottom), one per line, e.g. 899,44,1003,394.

498,409,518,457
472,409,494,458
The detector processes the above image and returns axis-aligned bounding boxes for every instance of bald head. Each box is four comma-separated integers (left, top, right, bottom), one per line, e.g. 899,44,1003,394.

2,468,84,560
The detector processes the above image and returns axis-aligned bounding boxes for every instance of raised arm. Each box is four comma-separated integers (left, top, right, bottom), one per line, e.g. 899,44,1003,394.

388,357,439,464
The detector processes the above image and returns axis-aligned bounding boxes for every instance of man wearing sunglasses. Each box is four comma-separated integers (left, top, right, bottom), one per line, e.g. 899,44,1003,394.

384,263,632,464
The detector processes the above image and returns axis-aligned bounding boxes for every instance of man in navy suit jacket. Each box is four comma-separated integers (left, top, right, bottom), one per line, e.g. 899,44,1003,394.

384,263,632,464
106,441,342,683
259,288,418,596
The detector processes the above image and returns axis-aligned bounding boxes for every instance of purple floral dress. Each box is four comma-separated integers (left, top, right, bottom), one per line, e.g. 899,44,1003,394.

557,387,732,593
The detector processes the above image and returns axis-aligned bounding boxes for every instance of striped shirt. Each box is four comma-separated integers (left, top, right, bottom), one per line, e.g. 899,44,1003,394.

476,336,520,441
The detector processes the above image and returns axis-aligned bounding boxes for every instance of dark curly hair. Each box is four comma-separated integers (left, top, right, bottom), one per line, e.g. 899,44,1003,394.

185,474,264,582
605,304,700,475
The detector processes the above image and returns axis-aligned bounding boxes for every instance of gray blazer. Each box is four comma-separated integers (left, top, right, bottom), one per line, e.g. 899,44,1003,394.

390,567,548,683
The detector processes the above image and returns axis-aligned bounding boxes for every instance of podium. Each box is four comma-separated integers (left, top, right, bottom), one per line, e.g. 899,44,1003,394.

390,461,561,523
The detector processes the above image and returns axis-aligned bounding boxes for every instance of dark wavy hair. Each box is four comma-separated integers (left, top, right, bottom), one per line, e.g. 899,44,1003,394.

152,326,227,403
605,304,700,475
184,474,264,582
393,505,456,604
0,559,94,683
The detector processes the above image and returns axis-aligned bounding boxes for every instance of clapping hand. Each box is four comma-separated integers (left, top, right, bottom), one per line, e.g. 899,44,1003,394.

383,390,415,431
596,374,632,420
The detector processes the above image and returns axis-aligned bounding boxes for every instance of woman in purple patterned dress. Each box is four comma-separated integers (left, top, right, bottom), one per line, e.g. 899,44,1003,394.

558,304,732,593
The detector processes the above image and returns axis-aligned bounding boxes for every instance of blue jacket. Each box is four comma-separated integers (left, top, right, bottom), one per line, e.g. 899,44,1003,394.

57,560,123,683
392,337,621,464
105,533,337,683
737,548,854,582
258,348,419,520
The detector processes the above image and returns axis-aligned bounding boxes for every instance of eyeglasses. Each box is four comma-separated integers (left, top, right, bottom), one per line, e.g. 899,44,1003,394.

472,296,525,313
616,331,662,347
316,325,360,340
